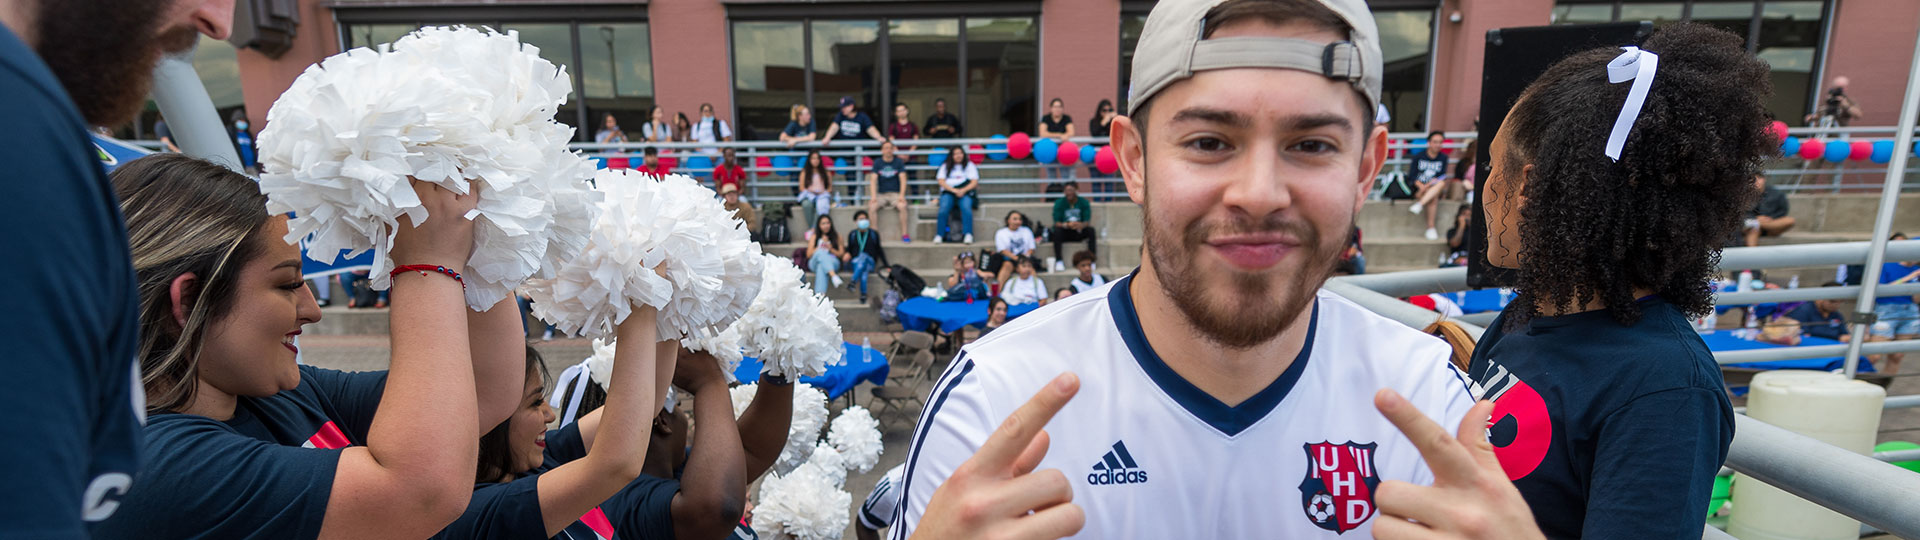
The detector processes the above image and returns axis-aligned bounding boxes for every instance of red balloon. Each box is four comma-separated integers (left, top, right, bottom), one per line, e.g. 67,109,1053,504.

1850,140,1873,161
1798,139,1825,160
1769,120,1790,143
863,156,875,168
659,156,679,169
608,157,630,170
1058,141,1081,165
969,145,987,164
755,156,772,177
1008,132,1033,160
1095,146,1119,174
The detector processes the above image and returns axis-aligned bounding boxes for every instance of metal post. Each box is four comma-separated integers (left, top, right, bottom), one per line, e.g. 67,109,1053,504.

1841,19,1920,378
149,53,243,172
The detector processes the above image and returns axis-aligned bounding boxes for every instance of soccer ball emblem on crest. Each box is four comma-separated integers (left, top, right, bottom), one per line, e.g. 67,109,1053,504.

1307,493,1336,523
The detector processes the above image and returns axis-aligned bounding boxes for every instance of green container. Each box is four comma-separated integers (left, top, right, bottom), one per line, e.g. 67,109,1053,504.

1875,441,1920,473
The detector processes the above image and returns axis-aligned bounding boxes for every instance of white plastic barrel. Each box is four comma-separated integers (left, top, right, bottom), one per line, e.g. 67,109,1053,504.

1728,370,1886,540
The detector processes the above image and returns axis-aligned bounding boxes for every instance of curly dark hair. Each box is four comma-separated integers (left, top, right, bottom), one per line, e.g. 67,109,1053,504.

1498,23,1774,327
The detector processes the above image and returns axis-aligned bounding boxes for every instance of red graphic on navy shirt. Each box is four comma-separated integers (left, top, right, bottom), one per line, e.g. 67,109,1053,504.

1478,363,1553,481
303,421,350,450
1298,441,1380,534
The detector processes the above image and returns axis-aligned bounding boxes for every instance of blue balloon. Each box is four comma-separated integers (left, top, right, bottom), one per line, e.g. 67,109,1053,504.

771,154,793,172
1913,140,1920,158
1824,141,1851,163
1080,144,1098,165
988,134,1009,160
1781,136,1801,156
834,158,848,170
929,151,947,166
1407,139,1427,155
1034,138,1059,163
1872,140,1895,164
593,157,610,169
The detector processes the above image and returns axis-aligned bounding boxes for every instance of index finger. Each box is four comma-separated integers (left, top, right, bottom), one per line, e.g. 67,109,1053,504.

1373,388,1479,484
972,372,1079,472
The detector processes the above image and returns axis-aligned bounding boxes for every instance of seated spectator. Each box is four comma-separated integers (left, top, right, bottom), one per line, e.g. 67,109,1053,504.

720,184,759,240
781,104,818,147
867,139,912,242
979,297,1010,337
1873,256,1920,374
943,252,989,301
595,113,627,144
795,148,834,226
989,211,1039,283
1049,182,1096,271
1069,250,1106,293
1054,287,1075,302
1442,206,1471,268
1844,232,1908,285
636,147,671,176
1744,174,1795,247
806,215,846,295
693,102,734,156
1000,257,1048,306
1335,227,1365,276
845,210,890,304
1783,285,1850,342
934,146,979,244
1406,130,1452,241
712,148,746,194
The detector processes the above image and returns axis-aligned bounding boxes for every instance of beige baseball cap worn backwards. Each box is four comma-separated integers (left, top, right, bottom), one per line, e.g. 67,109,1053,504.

1125,0,1383,118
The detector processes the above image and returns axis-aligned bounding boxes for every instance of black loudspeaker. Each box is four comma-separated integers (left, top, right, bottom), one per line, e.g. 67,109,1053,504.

1467,22,1655,289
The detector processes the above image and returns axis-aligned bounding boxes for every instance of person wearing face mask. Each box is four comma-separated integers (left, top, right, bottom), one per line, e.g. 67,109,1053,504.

693,103,734,157
846,210,891,304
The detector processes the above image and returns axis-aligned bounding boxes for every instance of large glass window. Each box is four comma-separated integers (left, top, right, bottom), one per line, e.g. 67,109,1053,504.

1374,9,1433,132
888,19,960,131
966,17,1038,136
732,21,807,140
1551,1,1828,123
811,20,882,138
346,24,416,49
580,23,654,142
1119,14,1148,111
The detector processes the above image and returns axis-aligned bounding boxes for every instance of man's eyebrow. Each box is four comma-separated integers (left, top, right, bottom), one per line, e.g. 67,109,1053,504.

1170,107,1250,129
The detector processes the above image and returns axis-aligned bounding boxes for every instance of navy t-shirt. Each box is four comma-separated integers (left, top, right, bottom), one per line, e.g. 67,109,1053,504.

832,112,875,141
1410,151,1449,183
782,121,814,140
0,24,145,540
1784,302,1848,341
1468,298,1733,539
93,366,389,540
872,156,906,193
435,422,685,540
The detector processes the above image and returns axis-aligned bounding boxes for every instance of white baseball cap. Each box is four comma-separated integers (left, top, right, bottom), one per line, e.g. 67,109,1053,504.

1125,0,1382,119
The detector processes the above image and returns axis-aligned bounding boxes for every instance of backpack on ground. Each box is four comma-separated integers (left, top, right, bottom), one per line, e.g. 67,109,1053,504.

1379,170,1415,200
887,264,926,295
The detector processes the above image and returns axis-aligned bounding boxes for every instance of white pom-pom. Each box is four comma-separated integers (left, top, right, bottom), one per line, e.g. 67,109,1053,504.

682,324,745,383
524,170,763,340
736,255,844,379
775,384,830,475
730,383,758,419
258,26,601,310
827,406,883,474
584,338,617,387
805,442,848,488
753,461,852,540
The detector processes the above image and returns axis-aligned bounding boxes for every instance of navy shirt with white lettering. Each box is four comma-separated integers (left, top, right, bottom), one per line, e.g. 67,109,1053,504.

872,156,906,193
1410,151,1449,184
1468,297,1733,539
0,24,144,540
832,112,875,141
435,421,688,540
93,366,389,540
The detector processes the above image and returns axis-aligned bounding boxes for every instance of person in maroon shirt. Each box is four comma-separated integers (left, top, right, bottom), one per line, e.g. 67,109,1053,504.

711,147,747,194
890,102,920,197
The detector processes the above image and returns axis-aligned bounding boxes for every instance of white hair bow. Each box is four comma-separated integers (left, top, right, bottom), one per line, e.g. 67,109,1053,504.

1604,46,1659,161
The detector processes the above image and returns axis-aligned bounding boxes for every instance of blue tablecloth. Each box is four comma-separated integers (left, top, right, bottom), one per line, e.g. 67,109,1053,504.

733,342,890,400
1438,289,1512,314
1700,331,1872,373
897,296,1040,332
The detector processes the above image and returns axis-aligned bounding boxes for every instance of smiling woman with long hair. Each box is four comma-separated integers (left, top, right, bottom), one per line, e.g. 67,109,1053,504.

95,154,530,539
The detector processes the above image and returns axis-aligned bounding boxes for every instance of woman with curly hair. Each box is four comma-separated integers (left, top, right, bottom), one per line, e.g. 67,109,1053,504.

1461,23,1771,538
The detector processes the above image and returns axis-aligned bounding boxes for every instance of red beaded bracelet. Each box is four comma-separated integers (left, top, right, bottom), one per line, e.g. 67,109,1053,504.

391,264,463,287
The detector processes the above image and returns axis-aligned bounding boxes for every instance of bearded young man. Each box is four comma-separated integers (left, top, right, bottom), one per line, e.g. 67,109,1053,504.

0,0,233,535
888,0,1480,538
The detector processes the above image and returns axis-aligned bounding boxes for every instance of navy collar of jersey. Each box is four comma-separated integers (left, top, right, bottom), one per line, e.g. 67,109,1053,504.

1107,272,1318,437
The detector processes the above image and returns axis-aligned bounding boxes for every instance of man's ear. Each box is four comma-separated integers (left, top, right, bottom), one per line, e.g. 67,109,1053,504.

1112,116,1148,206
169,272,199,328
1355,124,1390,214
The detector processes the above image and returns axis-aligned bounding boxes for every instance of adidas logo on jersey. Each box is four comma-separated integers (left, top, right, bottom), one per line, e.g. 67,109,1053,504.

1088,441,1149,485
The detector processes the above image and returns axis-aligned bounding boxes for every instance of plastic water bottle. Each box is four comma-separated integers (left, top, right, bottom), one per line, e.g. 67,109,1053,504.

1737,270,1754,292
1788,274,1800,289
861,337,872,364
1744,308,1758,329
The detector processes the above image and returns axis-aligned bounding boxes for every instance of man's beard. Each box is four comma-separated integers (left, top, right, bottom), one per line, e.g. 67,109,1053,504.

1143,194,1340,350
36,0,199,127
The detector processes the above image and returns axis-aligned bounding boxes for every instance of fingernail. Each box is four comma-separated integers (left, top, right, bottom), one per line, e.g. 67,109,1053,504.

1053,373,1075,392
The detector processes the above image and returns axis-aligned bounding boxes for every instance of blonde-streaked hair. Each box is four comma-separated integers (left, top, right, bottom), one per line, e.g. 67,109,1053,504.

790,104,809,122
112,154,273,413
1422,319,1477,372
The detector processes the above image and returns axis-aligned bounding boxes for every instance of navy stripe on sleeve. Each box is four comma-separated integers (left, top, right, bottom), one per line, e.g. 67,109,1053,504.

889,354,975,540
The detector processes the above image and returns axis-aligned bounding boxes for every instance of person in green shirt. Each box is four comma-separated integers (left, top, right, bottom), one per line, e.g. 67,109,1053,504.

1049,182,1096,272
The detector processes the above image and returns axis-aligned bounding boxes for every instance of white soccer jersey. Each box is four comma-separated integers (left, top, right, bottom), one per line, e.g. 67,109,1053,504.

859,465,906,530
891,275,1475,539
